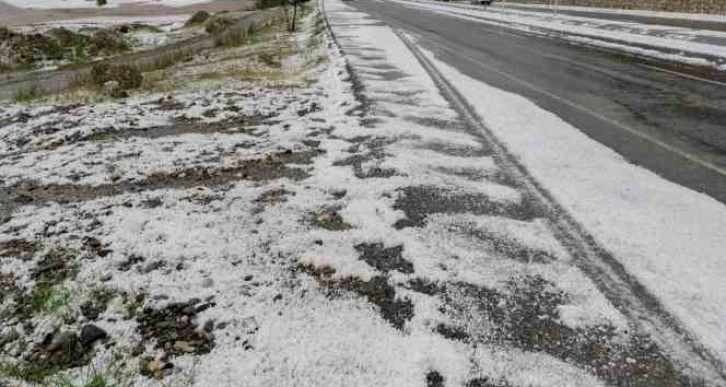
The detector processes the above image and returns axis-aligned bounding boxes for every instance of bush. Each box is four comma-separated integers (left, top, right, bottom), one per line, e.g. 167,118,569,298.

14,85,39,103
91,63,142,97
88,30,128,56
186,11,211,26
97,0,107,6
0,26,16,40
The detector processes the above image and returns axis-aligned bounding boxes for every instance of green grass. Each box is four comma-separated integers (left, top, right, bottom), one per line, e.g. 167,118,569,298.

0,362,51,384
14,85,40,103
0,362,127,387
18,281,72,318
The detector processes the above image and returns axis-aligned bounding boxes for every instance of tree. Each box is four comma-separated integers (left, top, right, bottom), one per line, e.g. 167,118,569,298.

288,0,310,32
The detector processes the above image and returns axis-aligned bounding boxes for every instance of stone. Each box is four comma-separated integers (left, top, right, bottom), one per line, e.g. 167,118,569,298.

80,324,107,347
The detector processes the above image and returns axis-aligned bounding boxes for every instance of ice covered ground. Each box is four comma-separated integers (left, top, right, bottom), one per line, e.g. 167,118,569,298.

8,14,196,51
17,15,191,33
384,0,726,70
0,1,724,387
422,45,726,365
0,0,212,10
494,2,726,23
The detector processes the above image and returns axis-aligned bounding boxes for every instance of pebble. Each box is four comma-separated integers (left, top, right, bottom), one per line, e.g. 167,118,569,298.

80,324,108,347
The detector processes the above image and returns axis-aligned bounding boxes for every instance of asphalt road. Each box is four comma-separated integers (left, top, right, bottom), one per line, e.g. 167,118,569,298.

492,3,726,31
346,0,726,204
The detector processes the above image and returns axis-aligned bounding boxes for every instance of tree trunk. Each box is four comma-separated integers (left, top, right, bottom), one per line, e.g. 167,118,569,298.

291,2,298,32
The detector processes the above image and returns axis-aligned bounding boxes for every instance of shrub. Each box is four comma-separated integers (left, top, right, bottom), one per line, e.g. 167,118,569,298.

88,30,128,56
13,85,39,103
186,11,211,26
97,0,107,6
91,63,142,97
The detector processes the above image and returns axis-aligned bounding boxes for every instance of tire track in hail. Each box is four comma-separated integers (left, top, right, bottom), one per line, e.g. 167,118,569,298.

392,27,726,384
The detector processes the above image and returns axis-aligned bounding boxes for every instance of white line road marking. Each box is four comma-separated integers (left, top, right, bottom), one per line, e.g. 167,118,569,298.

408,29,726,177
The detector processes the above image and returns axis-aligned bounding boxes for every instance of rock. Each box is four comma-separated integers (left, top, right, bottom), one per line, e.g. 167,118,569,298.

80,324,107,347
81,301,104,320
201,278,214,288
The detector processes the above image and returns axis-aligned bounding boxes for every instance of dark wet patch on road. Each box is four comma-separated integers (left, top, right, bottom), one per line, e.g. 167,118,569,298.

393,186,541,229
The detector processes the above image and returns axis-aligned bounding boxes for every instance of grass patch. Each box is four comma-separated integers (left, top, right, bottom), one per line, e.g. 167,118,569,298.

17,281,72,318
0,360,132,387
14,85,40,103
0,362,51,384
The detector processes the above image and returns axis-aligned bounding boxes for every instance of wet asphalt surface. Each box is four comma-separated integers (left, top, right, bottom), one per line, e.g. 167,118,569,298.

492,3,726,32
346,0,726,204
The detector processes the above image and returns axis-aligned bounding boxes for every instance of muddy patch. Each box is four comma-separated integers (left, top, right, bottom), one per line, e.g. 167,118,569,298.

455,225,559,264
299,264,413,330
439,276,696,386
333,138,399,180
2,150,318,206
256,188,291,207
355,243,413,274
136,298,216,357
31,248,77,284
83,114,272,143
393,186,541,229
0,238,37,260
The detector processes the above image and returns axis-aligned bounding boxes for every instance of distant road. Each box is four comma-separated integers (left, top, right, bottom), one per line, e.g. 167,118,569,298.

348,0,726,203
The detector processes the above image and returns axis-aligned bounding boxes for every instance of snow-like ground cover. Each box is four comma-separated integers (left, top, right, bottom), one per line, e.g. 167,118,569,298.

387,0,726,70
494,1,726,23
0,0,212,10
0,1,721,387
16,15,190,33
9,14,199,53
418,35,726,366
